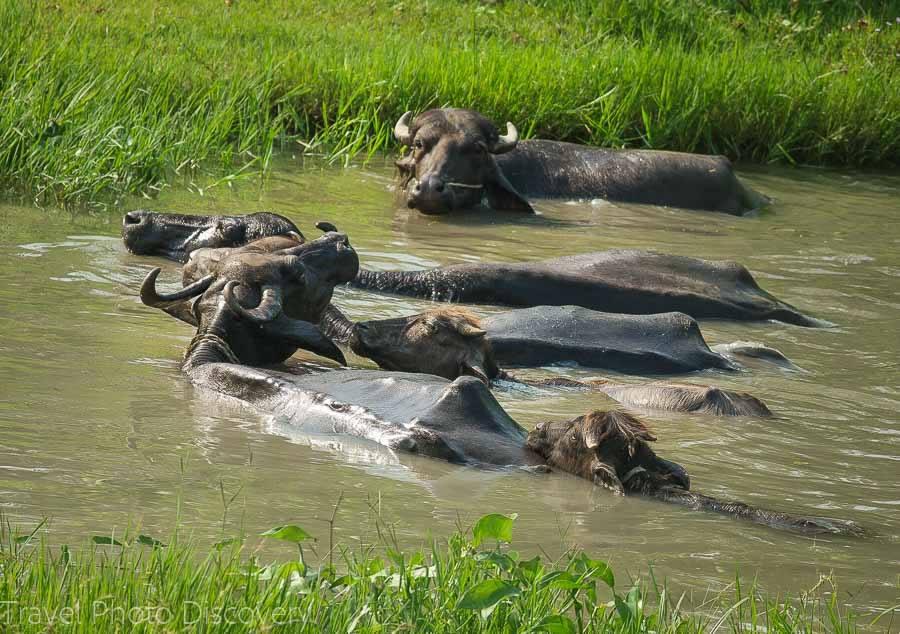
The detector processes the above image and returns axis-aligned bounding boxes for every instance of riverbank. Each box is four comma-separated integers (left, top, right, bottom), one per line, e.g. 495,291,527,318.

1,513,886,633
0,0,898,206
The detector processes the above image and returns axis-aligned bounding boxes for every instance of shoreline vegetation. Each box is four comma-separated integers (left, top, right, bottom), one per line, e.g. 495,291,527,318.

0,0,898,206
2,512,892,633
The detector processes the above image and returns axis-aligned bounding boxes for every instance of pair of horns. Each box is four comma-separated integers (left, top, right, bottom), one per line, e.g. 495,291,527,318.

140,269,289,324
393,111,519,154
582,410,657,452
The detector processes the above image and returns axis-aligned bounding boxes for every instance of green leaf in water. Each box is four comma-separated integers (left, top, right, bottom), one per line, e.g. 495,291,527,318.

458,579,520,617
260,524,313,543
538,570,587,590
136,534,166,548
475,550,516,572
575,554,615,588
91,536,123,546
472,512,517,547
518,555,544,583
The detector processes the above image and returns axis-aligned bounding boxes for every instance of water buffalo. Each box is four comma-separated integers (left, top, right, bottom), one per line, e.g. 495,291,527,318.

526,411,860,535
139,227,359,366
351,250,826,327
393,108,765,215
122,209,300,262
483,306,746,373
157,286,858,535
320,304,773,417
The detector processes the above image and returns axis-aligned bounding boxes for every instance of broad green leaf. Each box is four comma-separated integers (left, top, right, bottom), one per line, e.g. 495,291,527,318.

518,556,544,583
136,534,166,548
614,594,634,622
330,574,353,588
614,584,644,623
91,536,123,546
472,513,517,546
458,579,520,615
626,583,643,616
475,550,515,572
260,524,313,543
577,554,615,588
539,571,585,590
530,614,577,634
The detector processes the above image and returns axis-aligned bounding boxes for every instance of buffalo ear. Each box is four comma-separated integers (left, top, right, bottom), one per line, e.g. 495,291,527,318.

262,316,347,366
591,460,625,496
485,163,534,213
461,362,490,385
161,299,199,327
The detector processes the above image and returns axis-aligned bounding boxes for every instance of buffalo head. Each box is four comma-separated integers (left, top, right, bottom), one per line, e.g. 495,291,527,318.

525,410,690,496
350,307,499,384
122,210,301,262
139,227,358,366
394,108,533,214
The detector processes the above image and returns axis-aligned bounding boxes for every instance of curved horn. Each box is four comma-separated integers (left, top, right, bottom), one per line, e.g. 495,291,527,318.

315,221,338,233
456,322,487,338
393,111,413,146
491,121,519,154
224,282,283,323
140,268,213,308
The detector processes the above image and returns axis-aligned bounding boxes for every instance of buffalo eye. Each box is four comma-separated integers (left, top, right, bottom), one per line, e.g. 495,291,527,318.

570,432,578,443
414,138,424,149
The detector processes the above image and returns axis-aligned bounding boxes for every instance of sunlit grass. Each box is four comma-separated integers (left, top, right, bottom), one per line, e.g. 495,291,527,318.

1,511,891,633
0,0,898,206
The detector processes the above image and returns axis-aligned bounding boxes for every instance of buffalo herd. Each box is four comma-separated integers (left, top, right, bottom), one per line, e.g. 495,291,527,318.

121,109,863,536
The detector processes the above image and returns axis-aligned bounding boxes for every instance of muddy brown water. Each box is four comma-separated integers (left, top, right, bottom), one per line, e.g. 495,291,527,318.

1,159,898,616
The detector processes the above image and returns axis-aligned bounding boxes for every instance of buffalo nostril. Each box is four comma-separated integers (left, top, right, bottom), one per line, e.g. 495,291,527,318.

123,212,143,226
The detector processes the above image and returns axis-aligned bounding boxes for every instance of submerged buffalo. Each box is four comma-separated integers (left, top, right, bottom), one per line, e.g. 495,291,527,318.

320,304,773,417
123,209,299,262
479,306,794,373
351,250,825,327
147,271,858,536
393,108,765,215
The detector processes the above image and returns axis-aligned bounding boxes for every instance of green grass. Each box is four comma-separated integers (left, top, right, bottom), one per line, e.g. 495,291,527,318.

2,512,892,633
0,0,898,206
